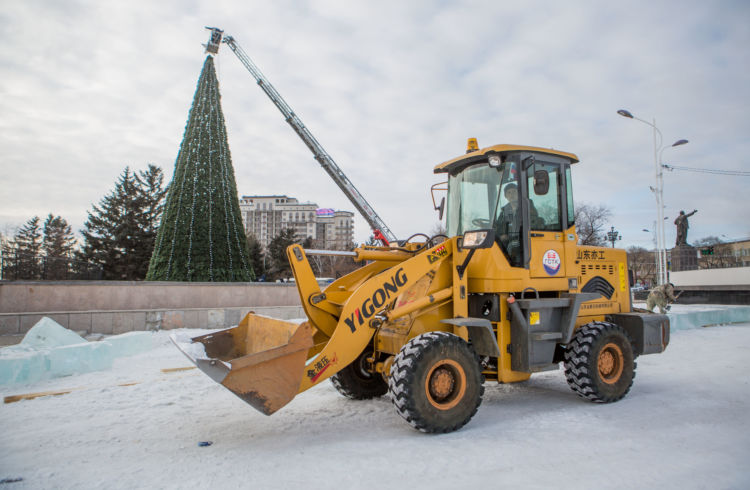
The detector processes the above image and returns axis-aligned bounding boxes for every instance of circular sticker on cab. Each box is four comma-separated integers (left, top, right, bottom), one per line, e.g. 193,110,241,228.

542,249,561,275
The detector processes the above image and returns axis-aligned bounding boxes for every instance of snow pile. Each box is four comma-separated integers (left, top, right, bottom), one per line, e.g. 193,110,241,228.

2,322,750,488
0,317,154,386
170,331,208,361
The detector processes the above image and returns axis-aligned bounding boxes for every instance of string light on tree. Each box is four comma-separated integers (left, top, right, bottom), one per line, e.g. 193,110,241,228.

147,55,253,282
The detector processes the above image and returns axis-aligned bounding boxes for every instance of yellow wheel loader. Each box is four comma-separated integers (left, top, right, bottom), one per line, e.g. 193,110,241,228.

173,142,670,433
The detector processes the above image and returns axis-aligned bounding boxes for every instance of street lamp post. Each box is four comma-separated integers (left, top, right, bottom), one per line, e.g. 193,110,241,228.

607,226,622,248
658,139,688,280
643,225,657,286
617,109,688,286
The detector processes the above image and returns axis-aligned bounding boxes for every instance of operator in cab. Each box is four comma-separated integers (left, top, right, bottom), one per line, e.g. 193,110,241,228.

497,182,520,243
496,182,543,262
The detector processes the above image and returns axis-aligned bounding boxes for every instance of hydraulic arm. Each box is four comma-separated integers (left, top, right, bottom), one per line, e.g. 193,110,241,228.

204,27,396,244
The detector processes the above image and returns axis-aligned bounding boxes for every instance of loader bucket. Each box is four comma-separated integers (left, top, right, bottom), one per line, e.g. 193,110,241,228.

171,313,314,415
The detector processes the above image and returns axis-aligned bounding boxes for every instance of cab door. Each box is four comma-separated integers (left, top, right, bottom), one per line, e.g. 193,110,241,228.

525,161,567,278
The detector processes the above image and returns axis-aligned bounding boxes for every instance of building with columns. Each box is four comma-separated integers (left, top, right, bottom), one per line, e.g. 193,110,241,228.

239,195,354,250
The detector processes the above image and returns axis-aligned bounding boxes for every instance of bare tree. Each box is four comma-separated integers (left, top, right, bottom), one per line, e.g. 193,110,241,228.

693,236,740,269
627,246,656,287
429,222,447,238
574,202,612,246
326,241,360,279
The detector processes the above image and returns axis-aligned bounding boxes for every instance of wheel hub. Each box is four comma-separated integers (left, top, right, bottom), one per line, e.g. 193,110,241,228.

598,342,624,384
425,359,467,410
356,351,374,380
429,368,455,400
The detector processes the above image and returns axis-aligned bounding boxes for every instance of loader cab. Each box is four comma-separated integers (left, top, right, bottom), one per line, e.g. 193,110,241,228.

435,144,578,271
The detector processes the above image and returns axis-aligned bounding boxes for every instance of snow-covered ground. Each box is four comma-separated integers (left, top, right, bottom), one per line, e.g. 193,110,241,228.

2,314,750,489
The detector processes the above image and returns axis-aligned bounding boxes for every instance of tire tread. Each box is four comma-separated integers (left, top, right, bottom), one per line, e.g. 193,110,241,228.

388,332,484,433
563,321,636,403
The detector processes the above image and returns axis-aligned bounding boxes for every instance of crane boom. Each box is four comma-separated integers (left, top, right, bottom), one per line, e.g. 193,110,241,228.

205,28,396,244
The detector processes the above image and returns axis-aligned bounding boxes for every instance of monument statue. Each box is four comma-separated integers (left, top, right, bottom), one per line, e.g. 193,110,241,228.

674,209,698,246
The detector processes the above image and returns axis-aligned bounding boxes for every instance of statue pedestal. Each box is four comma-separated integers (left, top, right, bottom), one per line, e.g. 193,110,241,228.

671,244,698,272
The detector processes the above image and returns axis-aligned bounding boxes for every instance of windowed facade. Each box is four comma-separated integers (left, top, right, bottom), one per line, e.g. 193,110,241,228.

239,195,354,250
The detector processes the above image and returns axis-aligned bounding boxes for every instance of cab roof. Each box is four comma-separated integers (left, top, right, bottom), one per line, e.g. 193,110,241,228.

434,144,579,174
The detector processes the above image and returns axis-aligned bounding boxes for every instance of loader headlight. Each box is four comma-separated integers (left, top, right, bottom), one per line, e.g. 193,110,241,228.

462,229,494,249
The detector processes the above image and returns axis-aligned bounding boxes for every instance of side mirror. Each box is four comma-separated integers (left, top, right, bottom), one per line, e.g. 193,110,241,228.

461,229,494,249
533,169,549,195
431,181,447,220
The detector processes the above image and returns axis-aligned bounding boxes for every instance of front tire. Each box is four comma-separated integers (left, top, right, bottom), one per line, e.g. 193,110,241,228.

331,348,388,399
563,322,636,403
388,332,484,433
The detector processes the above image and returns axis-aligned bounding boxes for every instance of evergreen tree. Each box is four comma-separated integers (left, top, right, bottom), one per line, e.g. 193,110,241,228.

2,216,42,280
13,216,43,279
147,56,252,282
80,165,167,280
246,233,266,281
43,214,76,258
42,214,76,279
134,165,168,277
267,228,297,281
0,229,11,280
79,168,138,279
16,216,42,255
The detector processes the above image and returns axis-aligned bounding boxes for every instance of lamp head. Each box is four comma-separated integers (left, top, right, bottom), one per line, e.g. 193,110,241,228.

617,109,634,118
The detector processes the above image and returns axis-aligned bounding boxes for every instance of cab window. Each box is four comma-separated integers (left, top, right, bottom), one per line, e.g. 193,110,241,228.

527,162,562,231
445,164,501,237
566,165,575,229
493,161,522,266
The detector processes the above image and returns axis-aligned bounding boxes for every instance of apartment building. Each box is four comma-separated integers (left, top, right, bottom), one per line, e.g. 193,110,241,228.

239,195,354,250
314,209,355,250
696,238,750,269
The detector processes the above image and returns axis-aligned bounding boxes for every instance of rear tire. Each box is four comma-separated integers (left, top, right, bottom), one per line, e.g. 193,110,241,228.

563,322,636,403
388,332,483,433
331,348,388,399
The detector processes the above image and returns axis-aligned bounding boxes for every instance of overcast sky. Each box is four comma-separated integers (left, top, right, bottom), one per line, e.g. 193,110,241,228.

2,0,748,249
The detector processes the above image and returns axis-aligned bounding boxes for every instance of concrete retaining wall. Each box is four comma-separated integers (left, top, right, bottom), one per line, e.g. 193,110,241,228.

0,306,307,337
674,287,750,305
0,281,305,337
669,267,750,305
671,267,750,287
0,281,301,313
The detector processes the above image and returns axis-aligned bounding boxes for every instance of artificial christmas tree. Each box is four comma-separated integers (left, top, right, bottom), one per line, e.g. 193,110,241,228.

147,56,253,281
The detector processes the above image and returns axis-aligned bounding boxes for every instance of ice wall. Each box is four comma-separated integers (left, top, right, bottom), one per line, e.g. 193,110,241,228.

0,317,154,386
668,305,750,331
21,317,88,348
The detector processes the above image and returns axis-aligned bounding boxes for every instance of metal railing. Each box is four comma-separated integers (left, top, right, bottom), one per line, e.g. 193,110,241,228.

0,254,102,281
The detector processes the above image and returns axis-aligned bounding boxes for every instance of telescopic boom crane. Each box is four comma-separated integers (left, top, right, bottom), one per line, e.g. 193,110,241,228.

204,27,396,245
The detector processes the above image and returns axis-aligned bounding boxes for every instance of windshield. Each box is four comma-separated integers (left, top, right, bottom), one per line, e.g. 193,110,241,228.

446,158,518,237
